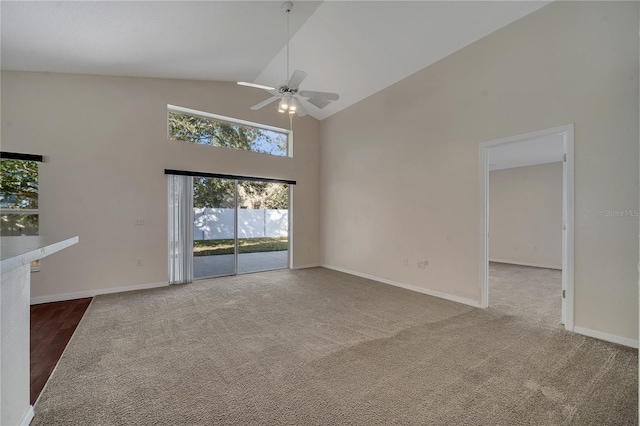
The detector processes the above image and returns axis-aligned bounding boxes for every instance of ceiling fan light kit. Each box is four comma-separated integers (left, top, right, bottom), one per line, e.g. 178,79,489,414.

237,1,340,118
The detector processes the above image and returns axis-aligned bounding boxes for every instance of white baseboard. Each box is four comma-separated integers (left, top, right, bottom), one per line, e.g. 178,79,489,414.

292,263,321,270
321,264,481,308
573,326,638,349
19,405,34,426
490,259,561,270
30,281,169,305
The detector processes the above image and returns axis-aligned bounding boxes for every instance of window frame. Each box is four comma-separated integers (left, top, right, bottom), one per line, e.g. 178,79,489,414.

167,105,293,158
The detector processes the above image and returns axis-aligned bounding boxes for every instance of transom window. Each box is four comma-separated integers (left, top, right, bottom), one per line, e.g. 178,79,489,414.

168,105,290,157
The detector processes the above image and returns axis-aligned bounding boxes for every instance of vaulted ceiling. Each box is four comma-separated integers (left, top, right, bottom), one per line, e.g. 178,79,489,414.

1,1,550,120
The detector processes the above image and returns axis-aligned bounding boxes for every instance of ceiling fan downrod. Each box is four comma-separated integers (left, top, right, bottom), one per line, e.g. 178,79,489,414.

236,0,340,117
282,2,293,86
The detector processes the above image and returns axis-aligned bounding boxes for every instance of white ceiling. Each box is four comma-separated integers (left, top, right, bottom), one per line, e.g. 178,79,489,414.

0,1,322,82
488,134,565,171
1,1,550,120
256,1,550,120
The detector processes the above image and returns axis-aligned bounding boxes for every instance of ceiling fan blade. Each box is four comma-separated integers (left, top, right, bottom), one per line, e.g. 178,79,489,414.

306,97,331,109
250,96,280,110
237,81,276,91
287,70,308,89
299,90,339,101
295,102,308,117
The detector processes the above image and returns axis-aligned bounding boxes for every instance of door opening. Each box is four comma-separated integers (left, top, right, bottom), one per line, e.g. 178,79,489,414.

479,124,574,330
192,178,290,280
193,176,236,279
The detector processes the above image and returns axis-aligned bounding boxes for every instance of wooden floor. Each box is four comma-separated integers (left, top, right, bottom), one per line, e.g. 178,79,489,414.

30,298,92,404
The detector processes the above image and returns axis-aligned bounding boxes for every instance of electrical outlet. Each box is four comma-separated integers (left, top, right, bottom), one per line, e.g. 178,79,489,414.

403,258,409,267
134,218,144,225
136,259,143,266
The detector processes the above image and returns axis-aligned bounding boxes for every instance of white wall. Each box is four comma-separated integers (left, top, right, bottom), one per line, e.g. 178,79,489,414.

1,72,321,298
320,2,639,341
489,162,563,269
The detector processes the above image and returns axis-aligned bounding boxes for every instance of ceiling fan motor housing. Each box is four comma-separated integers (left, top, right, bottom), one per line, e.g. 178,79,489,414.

282,2,293,13
277,86,297,95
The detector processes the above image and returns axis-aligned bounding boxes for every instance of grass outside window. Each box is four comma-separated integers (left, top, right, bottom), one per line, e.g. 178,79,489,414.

193,237,287,256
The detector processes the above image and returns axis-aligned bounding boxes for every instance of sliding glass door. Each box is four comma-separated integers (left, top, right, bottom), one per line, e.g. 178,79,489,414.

191,178,289,279
237,181,289,274
193,177,236,279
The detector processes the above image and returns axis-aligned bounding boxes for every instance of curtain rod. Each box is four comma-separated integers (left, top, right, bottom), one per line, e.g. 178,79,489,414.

0,152,44,162
164,169,296,185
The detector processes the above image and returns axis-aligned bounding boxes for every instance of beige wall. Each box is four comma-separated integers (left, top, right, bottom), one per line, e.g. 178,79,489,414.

320,2,639,340
489,162,563,269
1,72,321,298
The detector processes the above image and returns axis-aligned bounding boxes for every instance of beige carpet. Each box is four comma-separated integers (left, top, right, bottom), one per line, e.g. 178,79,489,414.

33,265,637,425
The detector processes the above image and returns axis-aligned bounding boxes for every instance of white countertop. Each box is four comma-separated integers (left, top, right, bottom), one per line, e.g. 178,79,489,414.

0,236,79,274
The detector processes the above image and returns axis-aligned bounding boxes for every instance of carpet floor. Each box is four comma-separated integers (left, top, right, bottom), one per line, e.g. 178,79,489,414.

33,265,637,425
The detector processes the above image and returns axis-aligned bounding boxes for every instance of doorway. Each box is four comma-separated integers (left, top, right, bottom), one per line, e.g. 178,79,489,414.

192,177,290,280
479,124,574,330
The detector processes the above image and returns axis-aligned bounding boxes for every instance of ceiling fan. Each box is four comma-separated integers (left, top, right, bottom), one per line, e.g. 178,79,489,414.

237,1,339,117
